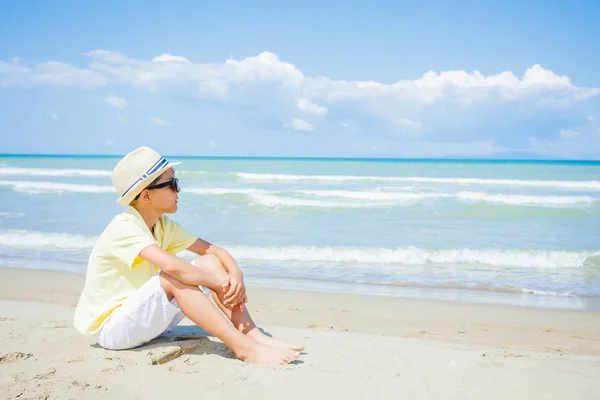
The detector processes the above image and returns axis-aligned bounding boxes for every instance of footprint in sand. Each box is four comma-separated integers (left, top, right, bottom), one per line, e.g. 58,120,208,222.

305,323,351,333
101,364,125,373
42,322,69,329
0,352,33,363
34,368,56,380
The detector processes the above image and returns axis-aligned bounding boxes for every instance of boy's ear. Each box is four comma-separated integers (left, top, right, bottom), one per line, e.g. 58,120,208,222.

140,189,151,203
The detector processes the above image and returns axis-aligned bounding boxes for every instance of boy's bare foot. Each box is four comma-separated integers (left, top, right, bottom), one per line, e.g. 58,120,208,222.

246,327,304,351
237,341,301,366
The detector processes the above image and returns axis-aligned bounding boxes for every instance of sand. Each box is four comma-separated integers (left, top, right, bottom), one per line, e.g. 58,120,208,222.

1,267,599,400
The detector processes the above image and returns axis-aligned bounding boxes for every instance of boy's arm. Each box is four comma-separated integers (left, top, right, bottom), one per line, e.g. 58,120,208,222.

140,244,229,293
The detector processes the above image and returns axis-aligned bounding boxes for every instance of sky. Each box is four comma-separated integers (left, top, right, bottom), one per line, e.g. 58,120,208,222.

1,0,599,159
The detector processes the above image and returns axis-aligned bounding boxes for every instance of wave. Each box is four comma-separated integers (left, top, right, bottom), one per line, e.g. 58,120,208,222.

301,190,596,206
454,191,595,206
237,172,600,190
0,230,97,250
188,187,596,207
248,193,387,208
247,190,595,208
0,167,111,177
3,229,595,269
520,288,576,297
187,188,266,196
2,167,598,192
317,278,583,298
225,245,595,269
3,180,596,207
0,180,114,194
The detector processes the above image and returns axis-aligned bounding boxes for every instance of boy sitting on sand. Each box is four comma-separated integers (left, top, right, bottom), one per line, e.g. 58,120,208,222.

73,146,302,365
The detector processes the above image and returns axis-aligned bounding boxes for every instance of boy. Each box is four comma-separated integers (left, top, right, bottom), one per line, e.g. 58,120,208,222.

73,146,302,366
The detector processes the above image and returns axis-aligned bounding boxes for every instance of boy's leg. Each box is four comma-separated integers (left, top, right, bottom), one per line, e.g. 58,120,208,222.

159,272,300,366
97,275,184,350
192,255,304,351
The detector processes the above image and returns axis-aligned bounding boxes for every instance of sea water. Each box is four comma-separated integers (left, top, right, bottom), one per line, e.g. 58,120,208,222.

1,155,599,310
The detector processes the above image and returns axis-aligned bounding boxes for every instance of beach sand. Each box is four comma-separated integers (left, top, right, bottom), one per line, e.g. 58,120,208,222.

1,267,599,400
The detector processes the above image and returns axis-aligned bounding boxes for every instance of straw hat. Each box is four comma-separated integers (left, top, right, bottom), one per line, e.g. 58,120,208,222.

112,146,181,206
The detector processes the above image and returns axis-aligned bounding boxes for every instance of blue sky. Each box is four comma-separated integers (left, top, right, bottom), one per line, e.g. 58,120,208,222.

1,0,599,159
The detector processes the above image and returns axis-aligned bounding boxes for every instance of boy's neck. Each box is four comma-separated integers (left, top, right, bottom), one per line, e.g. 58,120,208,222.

132,204,161,233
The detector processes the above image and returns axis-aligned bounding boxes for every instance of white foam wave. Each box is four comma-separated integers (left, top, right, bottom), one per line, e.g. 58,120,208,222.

237,172,600,190
302,190,595,206
226,246,593,269
189,188,432,206
456,191,595,206
0,167,111,177
244,190,595,208
297,190,441,201
2,229,596,269
7,180,593,207
0,230,97,250
521,288,574,297
0,180,114,194
187,188,267,196
248,193,378,208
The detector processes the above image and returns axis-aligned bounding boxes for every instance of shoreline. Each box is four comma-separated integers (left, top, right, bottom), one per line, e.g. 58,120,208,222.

246,275,600,312
2,267,600,356
1,267,599,399
4,263,600,313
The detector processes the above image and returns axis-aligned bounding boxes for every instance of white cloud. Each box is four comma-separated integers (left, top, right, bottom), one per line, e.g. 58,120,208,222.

297,99,327,116
152,54,190,63
151,117,167,125
83,50,134,65
0,59,107,88
2,51,597,113
289,118,314,132
46,110,58,121
118,116,129,124
81,50,304,97
559,128,579,138
2,50,600,158
77,51,597,107
208,140,218,149
1,51,597,110
104,139,115,146
105,95,128,109
588,116,594,121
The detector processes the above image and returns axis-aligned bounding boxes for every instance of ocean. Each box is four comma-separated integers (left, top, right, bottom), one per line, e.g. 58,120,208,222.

1,155,599,311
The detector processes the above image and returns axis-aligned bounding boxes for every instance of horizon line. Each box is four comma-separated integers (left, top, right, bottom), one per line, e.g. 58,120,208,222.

1,153,600,163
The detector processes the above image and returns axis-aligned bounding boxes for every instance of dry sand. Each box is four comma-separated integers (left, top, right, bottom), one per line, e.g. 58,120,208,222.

1,267,599,399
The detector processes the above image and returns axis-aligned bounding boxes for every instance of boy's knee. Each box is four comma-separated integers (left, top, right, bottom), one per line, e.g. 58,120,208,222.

194,254,224,272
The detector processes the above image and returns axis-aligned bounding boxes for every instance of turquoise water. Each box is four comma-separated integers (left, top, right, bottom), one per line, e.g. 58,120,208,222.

1,155,599,310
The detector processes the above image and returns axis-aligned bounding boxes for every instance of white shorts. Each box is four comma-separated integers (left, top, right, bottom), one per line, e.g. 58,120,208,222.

97,273,210,350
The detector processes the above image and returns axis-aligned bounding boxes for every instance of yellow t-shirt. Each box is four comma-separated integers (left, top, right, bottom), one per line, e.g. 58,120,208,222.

73,207,197,336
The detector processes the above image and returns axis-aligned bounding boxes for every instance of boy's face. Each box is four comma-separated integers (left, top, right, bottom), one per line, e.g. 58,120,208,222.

140,168,179,214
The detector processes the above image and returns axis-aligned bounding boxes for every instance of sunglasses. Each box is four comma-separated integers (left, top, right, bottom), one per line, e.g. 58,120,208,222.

134,178,180,200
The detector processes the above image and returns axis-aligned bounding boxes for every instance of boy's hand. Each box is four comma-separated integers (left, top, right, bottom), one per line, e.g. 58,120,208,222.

224,272,247,311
